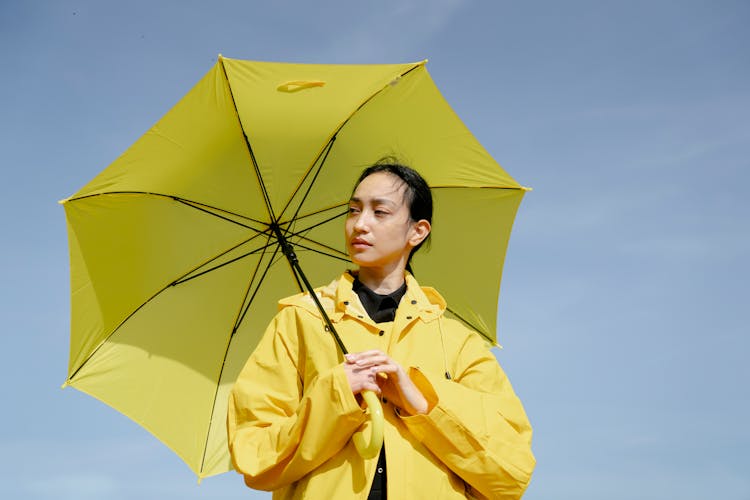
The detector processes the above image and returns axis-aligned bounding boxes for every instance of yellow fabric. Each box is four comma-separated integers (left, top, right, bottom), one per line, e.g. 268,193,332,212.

62,57,528,479
227,273,535,499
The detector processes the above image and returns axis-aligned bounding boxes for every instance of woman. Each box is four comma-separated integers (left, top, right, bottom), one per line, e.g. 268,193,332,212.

227,162,535,499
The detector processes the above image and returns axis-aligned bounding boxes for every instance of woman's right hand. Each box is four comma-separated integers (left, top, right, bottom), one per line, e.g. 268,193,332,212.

343,356,381,395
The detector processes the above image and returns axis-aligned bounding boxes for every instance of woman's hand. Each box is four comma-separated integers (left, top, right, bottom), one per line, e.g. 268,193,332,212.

343,355,381,395
345,350,428,416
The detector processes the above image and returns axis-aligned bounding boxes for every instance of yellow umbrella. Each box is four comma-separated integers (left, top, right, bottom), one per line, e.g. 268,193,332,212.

61,56,528,480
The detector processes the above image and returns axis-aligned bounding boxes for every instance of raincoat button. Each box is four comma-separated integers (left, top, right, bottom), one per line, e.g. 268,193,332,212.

357,315,363,319
382,397,388,403
343,301,349,305
378,330,385,336
406,315,413,320
411,300,417,305
377,467,384,473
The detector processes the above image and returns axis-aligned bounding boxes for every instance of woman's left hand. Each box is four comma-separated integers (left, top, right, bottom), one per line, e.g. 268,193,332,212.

345,350,428,416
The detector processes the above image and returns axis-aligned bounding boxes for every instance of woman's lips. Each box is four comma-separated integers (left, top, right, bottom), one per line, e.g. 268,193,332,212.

351,238,372,249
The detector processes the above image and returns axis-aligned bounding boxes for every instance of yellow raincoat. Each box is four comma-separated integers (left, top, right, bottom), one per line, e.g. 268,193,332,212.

227,272,535,498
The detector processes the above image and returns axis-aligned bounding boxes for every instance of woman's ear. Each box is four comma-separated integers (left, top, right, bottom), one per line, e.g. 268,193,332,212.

409,219,431,247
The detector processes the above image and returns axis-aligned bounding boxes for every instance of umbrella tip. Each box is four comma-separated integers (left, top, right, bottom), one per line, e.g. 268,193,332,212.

61,381,69,389
521,186,533,192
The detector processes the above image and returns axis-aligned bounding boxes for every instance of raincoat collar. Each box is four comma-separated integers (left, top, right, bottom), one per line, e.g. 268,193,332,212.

352,276,406,323
278,271,446,324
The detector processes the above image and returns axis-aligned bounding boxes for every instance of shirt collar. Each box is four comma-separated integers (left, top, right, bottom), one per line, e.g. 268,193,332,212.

352,276,407,323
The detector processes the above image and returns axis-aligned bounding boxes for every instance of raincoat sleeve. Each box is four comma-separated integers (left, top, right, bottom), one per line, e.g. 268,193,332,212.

399,329,535,499
226,307,366,491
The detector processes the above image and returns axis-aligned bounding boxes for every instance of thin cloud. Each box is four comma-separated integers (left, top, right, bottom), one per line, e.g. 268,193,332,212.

25,474,118,499
316,0,468,61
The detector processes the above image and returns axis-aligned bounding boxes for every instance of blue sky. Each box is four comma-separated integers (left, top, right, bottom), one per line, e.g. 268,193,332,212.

2,1,749,499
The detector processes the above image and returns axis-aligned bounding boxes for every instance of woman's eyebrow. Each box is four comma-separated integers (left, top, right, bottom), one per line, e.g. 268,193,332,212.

349,196,398,206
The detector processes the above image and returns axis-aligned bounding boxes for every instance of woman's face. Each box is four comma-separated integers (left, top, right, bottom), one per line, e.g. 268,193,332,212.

345,172,424,271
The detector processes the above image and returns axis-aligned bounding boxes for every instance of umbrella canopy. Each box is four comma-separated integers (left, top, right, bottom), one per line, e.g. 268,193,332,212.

61,56,528,479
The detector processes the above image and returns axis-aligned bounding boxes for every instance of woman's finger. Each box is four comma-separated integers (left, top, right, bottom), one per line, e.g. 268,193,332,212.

370,364,399,375
347,350,386,361
347,351,392,367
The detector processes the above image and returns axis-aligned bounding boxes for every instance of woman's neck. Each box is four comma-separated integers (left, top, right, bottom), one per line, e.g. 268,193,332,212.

356,263,407,294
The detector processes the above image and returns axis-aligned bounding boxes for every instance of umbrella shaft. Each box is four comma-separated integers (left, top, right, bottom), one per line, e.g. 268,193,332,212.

272,224,349,355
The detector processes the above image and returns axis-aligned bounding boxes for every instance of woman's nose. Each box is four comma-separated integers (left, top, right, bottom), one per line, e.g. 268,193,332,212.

353,212,370,231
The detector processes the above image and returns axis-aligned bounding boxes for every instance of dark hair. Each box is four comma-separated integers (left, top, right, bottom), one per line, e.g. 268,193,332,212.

354,159,433,265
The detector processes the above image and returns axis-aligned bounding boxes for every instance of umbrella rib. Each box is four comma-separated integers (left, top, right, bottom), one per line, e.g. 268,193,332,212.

65,228,275,384
198,242,301,476
333,61,424,131
274,61,425,235
218,58,278,225
173,234,278,286
174,198,267,230
283,216,350,260
280,201,348,226
278,135,337,225
280,207,349,256
65,191,269,229
289,241,351,263
269,203,349,263
247,142,277,223
195,233,283,476
275,208,350,261
286,207,347,233
444,305,494,344
231,234,284,335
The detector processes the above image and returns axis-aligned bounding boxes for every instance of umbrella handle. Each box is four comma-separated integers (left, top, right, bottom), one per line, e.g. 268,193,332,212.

352,390,384,459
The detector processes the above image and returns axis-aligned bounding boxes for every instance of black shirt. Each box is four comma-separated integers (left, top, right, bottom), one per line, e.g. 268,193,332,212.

352,277,407,323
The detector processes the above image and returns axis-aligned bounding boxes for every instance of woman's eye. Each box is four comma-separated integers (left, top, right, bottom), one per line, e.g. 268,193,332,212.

374,210,388,216
348,207,360,214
